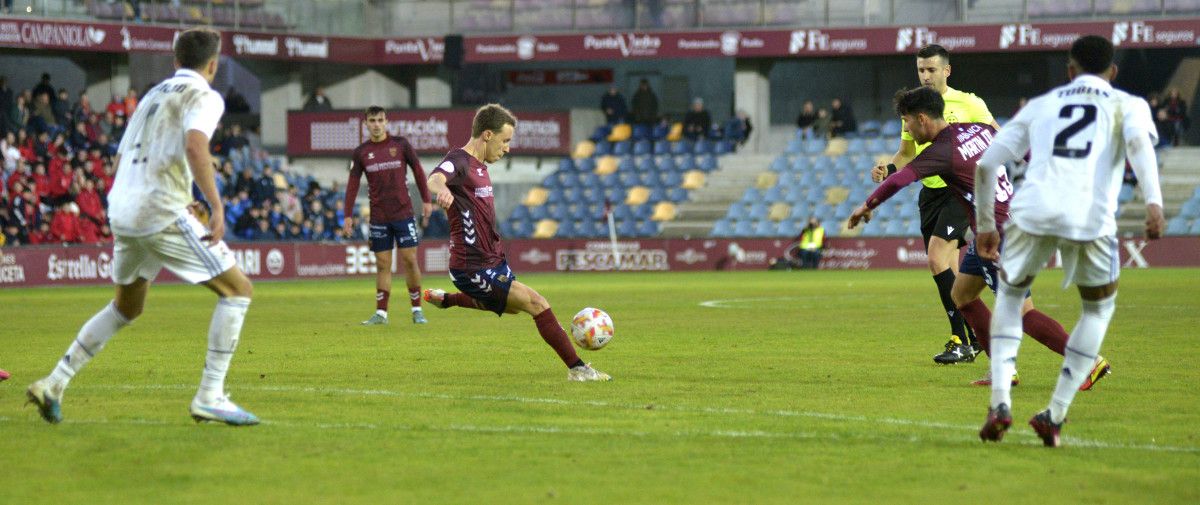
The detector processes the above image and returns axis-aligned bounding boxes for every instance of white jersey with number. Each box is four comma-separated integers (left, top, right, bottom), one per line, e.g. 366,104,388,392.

980,74,1157,241
108,69,224,237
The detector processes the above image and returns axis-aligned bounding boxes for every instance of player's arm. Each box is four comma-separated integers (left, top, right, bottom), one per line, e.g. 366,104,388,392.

343,154,362,234
404,141,433,226
185,129,223,241
428,172,453,210
1124,99,1165,239
873,138,916,183
973,113,1029,260
850,165,920,228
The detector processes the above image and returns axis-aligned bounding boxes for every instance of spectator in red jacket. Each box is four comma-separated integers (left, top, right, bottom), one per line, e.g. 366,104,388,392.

75,178,105,223
27,221,52,244
46,149,72,204
49,202,81,243
106,94,125,118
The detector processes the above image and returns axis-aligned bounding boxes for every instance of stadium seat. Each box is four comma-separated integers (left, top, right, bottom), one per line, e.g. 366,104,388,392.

618,219,639,237
710,219,734,237
770,156,790,173
838,219,862,237
618,156,637,172
698,155,719,171
632,124,651,142
510,205,531,221
653,140,670,155
557,157,574,172
682,171,706,190
667,122,684,142
693,139,712,155
825,186,850,205
1166,217,1190,235
733,220,755,236
763,186,784,202
594,141,612,156
768,202,790,221
600,172,621,188
633,139,652,156
638,220,660,237
824,138,849,157
881,119,902,137
803,138,827,155
579,172,601,187
607,124,632,143
714,140,734,155
859,119,881,135
528,204,549,221
625,186,651,205
575,157,596,172
754,220,777,237
618,171,640,187
647,187,668,203
791,156,811,172
656,154,677,172
568,204,589,221
740,188,762,203
633,204,654,220
748,203,769,220
660,171,683,187
533,219,559,238
594,155,619,175
557,220,580,238
785,138,804,154
638,172,659,187
667,187,690,202
612,141,632,156
652,122,670,141
864,137,889,154
776,219,801,237
671,140,693,155
756,172,778,190
884,219,906,236
677,155,698,172
637,156,657,172
650,202,677,221
522,187,549,206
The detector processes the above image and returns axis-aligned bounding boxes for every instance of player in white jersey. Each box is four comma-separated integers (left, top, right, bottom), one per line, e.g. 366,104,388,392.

27,28,260,426
974,35,1164,446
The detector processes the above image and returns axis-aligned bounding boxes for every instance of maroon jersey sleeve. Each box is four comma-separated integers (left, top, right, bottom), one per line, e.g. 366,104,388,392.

402,138,431,204
344,147,364,218
432,155,466,185
864,166,918,210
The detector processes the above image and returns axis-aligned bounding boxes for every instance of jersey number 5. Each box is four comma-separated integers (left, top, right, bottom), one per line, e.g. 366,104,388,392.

1052,104,1097,159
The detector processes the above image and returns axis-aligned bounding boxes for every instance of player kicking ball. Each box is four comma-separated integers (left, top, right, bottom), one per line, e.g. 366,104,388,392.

848,87,1109,391
974,35,1163,447
344,106,433,326
422,104,610,382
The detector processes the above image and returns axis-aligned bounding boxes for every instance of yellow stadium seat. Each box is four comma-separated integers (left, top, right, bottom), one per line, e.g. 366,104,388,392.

572,140,596,159
606,123,632,143
522,187,549,206
825,186,850,205
595,155,619,175
625,186,650,206
533,219,559,239
755,171,778,190
650,202,677,222
681,170,706,190
768,203,790,221
824,137,849,157
666,122,683,142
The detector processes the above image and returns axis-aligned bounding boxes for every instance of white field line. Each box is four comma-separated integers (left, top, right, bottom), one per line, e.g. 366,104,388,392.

2,383,1195,454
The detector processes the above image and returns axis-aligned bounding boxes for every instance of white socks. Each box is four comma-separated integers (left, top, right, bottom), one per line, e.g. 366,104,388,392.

197,297,251,404
1049,294,1116,423
376,309,388,317
989,282,1026,410
49,302,131,388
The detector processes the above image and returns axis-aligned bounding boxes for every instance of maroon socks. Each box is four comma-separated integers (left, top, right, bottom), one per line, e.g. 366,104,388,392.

533,308,582,368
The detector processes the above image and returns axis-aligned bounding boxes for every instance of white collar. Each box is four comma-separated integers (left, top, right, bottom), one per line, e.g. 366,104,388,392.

174,68,207,81
1071,74,1113,90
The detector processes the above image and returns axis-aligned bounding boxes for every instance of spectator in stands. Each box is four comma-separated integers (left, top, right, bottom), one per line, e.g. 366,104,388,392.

683,98,712,141
52,89,71,127
2,131,19,172
106,94,126,118
724,109,753,148
71,92,93,126
110,114,125,144
31,93,57,135
2,221,25,246
303,86,334,111
8,94,29,135
225,87,251,114
796,100,817,139
123,88,139,116
280,184,303,223
600,85,628,125
75,178,105,225
631,79,659,128
49,202,81,243
224,123,250,156
251,218,275,241
829,98,857,137
1165,88,1189,146
98,110,115,138
32,74,55,105
252,166,275,205
29,222,53,245
234,206,261,239
795,217,825,270
68,121,91,153
0,76,12,137
812,108,831,139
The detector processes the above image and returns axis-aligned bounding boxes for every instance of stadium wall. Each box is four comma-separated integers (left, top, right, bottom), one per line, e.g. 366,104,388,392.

4,237,1198,288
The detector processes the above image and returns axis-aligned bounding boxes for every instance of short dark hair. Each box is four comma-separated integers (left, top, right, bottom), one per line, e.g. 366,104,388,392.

365,105,385,117
893,86,945,120
472,103,517,138
174,28,221,70
1070,35,1114,75
916,44,950,63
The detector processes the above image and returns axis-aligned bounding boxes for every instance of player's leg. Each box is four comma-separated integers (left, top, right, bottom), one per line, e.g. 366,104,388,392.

1033,238,1121,446
396,217,426,324
504,278,610,381
28,236,152,424
922,194,974,361
947,267,987,364
362,222,394,325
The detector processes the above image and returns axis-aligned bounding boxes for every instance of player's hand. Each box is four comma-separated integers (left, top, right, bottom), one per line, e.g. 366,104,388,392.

436,188,453,210
421,202,433,227
203,209,225,243
847,205,872,229
1145,203,1165,240
871,164,888,183
342,216,354,237
977,231,1001,261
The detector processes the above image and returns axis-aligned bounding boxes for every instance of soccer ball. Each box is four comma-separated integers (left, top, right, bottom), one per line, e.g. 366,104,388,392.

570,307,614,351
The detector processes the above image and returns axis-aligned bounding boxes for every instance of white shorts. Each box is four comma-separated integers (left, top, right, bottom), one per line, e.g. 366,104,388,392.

999,224,1120,289
112,214,237,285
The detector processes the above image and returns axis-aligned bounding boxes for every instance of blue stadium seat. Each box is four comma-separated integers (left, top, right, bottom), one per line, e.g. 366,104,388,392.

660,171,683,187
741,188,762,203
822,219,841,237
579,172,601,187
527,205,548,221
653,140,670,155
600,172,621,188
647,187,668,203
846,137,866,154
1180,198,1200,217
860,219,883,236
602,187,624,203
1166,217,1189,235
510,205,531,221
636,156,657,172
763,186,784,202
714,140,734,155
618,219,638,237
542,173,562,189
710,219,734,237
1118,184,1134,204
557,158,575,172
575,157,595,172
677,155,698,172
791,156,811,172
545,190,565,205
698,154,718,172
652,123,669,141
670,140,692,155
865,137,889,154
803,138,827,155
786,138,804,154
561,187,582,203
557,220,580,238
633,204,653,220
638,220,659,237
754,220,777,237
881,119,902,137
613,141,632,156
693,139,713,155
619,172,640,187
594,141,612,156
860,119,881,135
613,204,635,221
770,156,790,173
656,154,677,172
776,220,801,237
1190,220,1200,235
618,156,637,172
668,187,689,202
785,186,807,203
884,219,906,236
747,203,769,220
633,139,652,156
733,220,755,236
590,125,612,142
632,124,651,141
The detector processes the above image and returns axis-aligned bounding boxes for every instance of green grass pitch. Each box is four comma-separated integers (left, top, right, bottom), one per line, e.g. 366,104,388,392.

2,269,1198,504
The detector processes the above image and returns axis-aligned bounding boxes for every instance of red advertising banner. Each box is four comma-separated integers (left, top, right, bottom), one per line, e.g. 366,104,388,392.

286,109,571,156
506,68,614,86
3,236,1197,288
0,17,440,64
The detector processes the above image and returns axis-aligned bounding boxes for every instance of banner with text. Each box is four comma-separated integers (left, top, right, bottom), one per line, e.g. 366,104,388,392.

287,109,571,156
2,236,1197,288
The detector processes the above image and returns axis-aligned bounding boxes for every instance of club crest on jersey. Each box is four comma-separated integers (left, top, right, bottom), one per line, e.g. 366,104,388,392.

476,168,484,177
389,147,398,157
368,152,375,159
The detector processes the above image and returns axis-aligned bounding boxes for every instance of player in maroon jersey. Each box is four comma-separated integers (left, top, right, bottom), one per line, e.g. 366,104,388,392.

422,104,610,382
848,87,1108,391
345,106,433,325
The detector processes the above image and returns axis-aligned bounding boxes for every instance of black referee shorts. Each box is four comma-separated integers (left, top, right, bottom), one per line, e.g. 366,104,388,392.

918,186,969,249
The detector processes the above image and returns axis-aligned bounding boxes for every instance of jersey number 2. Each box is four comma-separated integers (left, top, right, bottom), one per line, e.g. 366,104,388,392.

1052,104,1096,159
